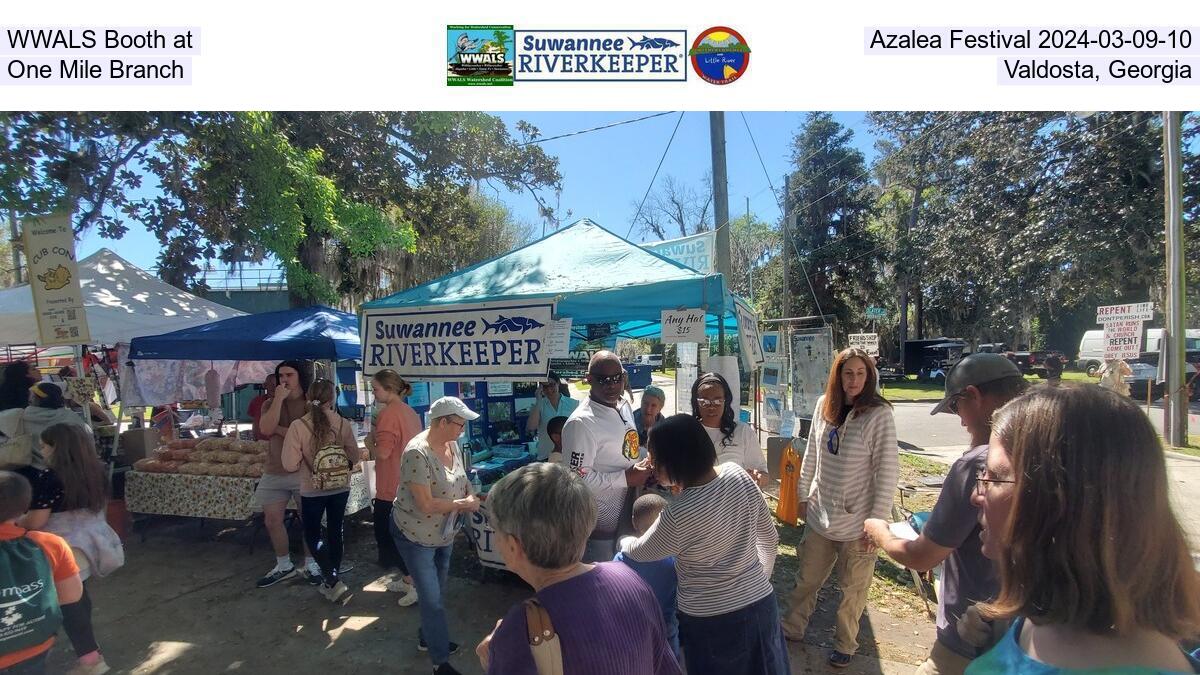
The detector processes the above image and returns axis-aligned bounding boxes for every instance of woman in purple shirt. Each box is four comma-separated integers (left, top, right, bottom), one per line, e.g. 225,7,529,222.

476,462,682,675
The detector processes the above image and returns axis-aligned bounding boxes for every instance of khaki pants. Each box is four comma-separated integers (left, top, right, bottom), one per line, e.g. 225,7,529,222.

914,640,971,675
780,529,876,654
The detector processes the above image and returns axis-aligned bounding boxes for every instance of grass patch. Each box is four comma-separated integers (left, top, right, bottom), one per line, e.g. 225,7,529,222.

659,368,676,379
882,379,944,401
1167,435,1200,458
883,369,1093,402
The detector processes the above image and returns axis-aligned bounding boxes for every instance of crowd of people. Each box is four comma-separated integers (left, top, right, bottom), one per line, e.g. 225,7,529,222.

0,371,123,673
2,346,1200,675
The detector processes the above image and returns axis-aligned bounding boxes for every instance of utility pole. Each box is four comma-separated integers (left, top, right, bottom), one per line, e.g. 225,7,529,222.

1163,111,1187,447
781,174,792,321
711,111,731,355
8,211,20,284
745,196,752,303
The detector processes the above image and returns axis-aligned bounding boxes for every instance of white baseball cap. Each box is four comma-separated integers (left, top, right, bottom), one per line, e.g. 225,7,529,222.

428,396,480,421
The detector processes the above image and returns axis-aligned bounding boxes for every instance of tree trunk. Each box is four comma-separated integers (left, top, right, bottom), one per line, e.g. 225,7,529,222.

915,288,924,339
289,235,327,308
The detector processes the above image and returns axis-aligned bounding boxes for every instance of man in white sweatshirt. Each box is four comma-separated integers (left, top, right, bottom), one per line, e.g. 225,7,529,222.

560,351,653,562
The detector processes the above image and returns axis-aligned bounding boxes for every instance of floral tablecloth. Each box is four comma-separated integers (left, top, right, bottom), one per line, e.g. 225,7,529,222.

126,470,372,521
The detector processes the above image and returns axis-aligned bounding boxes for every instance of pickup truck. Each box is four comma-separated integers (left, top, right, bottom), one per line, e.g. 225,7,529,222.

974,343,1066,378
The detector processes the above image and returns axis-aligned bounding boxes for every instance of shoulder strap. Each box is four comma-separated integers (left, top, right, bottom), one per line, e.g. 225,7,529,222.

523,598,563,675
297,415,316,473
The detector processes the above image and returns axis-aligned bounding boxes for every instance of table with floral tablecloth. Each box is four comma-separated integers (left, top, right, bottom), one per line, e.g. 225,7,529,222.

125,470,372,520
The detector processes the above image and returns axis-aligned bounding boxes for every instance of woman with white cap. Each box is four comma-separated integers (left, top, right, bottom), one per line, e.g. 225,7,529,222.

391,396,482,675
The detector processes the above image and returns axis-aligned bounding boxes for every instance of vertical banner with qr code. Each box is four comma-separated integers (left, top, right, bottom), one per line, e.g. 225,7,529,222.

22,212,91,346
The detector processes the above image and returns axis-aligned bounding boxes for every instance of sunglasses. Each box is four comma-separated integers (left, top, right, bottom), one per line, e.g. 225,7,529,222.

827,427,840,455
697,398,726,408
592,373,624,386
946,393,965,415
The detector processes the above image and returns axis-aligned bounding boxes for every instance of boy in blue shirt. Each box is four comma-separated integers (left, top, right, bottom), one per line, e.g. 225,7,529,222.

614,493,680,662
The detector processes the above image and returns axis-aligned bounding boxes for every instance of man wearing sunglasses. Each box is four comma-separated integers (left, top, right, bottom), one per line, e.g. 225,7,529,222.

863,353,1028,675
560,351,653,562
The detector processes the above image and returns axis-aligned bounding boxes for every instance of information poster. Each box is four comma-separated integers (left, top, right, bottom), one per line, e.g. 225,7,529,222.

791,327,835,419
22,212,91,346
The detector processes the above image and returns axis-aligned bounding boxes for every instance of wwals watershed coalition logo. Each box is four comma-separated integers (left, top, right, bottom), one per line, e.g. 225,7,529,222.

447,25,515,86
690,26,750,84
515,30,688,82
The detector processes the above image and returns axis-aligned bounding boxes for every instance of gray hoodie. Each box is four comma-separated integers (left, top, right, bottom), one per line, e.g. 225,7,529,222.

0,406,91,467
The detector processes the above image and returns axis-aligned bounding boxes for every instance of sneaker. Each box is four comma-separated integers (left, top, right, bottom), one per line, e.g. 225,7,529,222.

319,581,350,604
397,584,419,607
67,656,111,675
432,663,463,675
418,638,459,655
255,565,297,588
386,577,413,593
301,567,324,586
829,650,853,668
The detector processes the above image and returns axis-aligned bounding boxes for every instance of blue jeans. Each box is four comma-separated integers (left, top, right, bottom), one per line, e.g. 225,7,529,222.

677,592,790,675
391,520,454,665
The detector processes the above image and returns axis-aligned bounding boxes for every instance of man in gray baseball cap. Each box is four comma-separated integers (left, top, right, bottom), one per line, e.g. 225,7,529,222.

863,353,1029,674
929,353,1024,416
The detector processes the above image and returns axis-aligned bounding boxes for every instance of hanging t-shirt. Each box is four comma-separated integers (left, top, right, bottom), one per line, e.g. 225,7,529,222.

775,443,802,525
704,423,767,473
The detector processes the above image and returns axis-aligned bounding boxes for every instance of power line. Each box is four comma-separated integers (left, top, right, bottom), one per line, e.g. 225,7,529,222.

520,111,676,146
626,112,686,239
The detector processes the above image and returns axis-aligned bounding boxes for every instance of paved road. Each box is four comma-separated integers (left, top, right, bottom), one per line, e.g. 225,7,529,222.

592,375,1200,555
892,401,1200,556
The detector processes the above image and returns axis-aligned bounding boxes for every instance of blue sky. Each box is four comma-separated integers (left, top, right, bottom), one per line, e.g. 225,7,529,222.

76,112,875,271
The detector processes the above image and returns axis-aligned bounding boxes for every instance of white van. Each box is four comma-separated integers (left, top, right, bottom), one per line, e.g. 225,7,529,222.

1077,328,1200,376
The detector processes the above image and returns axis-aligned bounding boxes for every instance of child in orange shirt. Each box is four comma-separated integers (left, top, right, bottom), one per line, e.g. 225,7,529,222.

0,470,83,674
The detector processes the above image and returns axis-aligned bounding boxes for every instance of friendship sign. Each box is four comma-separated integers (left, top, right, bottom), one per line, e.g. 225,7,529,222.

362,300,555,381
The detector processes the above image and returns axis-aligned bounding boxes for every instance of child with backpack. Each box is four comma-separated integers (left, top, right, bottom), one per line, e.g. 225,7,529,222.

281,379,359,604
0,470,82,674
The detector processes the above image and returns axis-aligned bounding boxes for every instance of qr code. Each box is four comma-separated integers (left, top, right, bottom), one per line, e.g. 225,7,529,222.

67,309,77,320
69,327,79,337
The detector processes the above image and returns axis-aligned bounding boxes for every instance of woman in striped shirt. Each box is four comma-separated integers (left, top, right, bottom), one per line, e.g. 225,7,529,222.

623,414,788,675
780,347,897,669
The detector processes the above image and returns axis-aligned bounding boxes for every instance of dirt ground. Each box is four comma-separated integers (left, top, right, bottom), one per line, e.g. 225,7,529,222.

45,491,938,675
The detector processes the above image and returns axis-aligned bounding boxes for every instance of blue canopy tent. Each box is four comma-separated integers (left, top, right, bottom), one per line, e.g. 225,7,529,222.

129,306,360,361
362,219,737,327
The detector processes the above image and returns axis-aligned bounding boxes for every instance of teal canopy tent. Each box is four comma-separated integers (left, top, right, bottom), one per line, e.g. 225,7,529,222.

363,219,738,326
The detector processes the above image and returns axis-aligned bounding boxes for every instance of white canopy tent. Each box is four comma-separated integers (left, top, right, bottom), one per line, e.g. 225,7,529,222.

0,248,244,347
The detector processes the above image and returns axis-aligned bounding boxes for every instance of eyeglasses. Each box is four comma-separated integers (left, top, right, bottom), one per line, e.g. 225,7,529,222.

827,427,840,455
444,417,466,430
592,373,624,386
974,468,1015,494
697,398,726,408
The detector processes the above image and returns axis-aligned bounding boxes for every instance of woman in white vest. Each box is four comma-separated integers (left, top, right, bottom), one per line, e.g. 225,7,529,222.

690,372,768,486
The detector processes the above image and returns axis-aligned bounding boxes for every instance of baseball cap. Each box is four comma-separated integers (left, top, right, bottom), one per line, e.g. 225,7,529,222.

930,353,1023,415
428,396,480,421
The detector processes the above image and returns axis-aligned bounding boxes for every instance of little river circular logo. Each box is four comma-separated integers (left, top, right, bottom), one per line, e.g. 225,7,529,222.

689,27,750,84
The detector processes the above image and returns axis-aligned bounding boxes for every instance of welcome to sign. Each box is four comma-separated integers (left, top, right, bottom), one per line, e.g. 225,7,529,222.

362,300,555,381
